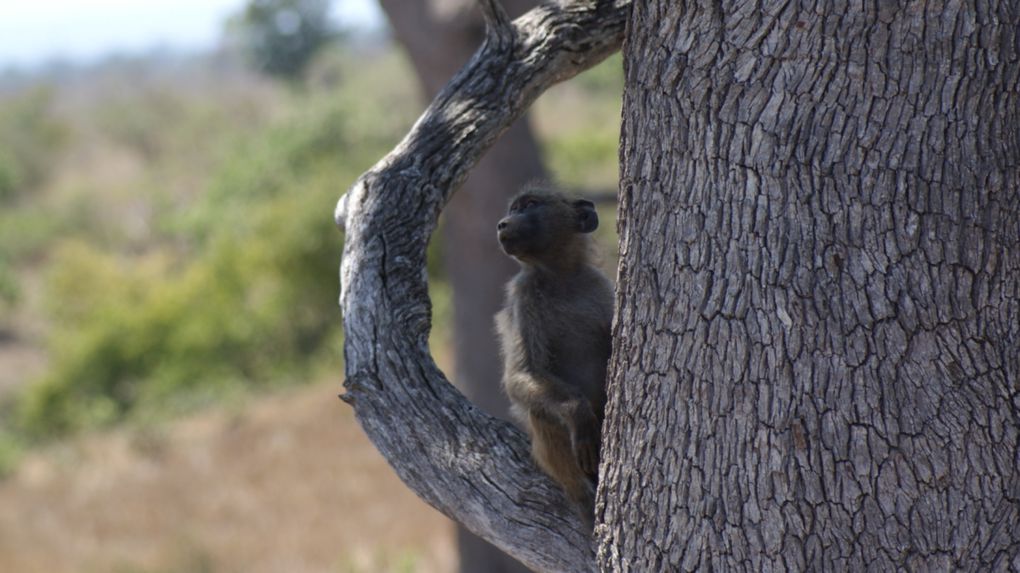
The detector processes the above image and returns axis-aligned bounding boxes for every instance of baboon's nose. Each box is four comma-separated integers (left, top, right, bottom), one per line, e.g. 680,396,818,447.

497,219,508,231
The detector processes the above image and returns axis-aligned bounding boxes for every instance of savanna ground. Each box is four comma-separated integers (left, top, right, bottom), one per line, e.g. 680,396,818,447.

0,29,620,572
0,378,455,573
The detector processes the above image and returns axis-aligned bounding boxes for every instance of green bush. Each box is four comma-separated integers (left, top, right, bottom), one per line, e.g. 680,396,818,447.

0,87,66,203
91,83,266,169
0,199,89,267
544,128,619,189
534,53,622,191
182,90,408,238
13,93,400,437
0,255,17,312
18,167,349,438
0,154,18,203
8,47,423,440
0,429,21,479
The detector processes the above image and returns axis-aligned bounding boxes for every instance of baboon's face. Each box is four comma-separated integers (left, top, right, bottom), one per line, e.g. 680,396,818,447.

497,192,598,261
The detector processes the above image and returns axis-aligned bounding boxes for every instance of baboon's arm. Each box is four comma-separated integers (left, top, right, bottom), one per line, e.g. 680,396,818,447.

505,368,592,421
506,368,601,474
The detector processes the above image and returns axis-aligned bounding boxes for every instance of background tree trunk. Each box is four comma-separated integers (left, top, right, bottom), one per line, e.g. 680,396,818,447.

599,1,1019,570
378,1,542,571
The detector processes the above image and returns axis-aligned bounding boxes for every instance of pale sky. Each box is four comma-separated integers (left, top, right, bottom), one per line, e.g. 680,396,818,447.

0,0,385,68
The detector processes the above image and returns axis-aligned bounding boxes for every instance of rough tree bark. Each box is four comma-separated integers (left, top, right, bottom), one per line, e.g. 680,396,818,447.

376,1,542,571
335,2,628,571
599,1,1020,570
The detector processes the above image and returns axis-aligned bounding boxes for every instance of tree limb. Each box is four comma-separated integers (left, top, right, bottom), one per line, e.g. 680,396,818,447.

334,1,629,571
478,0,513,43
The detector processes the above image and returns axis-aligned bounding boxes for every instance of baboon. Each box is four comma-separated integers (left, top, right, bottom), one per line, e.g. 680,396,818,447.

494,188,613,525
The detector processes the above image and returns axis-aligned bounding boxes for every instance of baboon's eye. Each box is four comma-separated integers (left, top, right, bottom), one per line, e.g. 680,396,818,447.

522,199,538,209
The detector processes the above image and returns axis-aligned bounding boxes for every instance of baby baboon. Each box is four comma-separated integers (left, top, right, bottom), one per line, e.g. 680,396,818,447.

494,188,613,525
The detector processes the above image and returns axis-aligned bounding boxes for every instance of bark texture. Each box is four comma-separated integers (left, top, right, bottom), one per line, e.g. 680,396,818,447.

599,1,1020,570
336,2,628,571
377,1,543,571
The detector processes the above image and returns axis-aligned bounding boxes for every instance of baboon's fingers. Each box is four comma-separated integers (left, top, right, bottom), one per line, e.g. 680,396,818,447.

574,435,599,476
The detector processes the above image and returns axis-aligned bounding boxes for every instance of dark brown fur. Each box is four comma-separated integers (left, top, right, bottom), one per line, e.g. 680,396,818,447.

494,188,613,525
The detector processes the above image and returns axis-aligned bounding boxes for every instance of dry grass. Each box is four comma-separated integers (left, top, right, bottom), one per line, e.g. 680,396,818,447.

0,380,455,573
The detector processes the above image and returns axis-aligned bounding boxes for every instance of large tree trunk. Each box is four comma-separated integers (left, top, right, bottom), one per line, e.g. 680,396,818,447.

599,1,1020,570
377,1,543,571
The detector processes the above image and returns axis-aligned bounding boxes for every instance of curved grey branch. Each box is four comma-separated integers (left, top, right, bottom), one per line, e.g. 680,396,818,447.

335,1,629,571
479,0,513,40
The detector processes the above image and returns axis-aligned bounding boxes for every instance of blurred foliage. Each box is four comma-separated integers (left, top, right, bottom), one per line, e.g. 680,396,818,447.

534,54,623,190
19,188,334,437
544,128,619,190
336,548,424,573
0,87,66,203
0,255,17,312
0,195,95,264
0,428,20,479
16,83,413,438
231,0,338,81
0,87,67,317
94,88,188,161
189,97,398,235
575,53,624,94
92,87,253,165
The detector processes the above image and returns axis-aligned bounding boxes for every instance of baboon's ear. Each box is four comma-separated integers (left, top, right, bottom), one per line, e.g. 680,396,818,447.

573,199,598,233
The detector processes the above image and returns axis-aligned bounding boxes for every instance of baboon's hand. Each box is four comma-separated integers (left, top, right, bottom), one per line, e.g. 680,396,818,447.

573,428,600,476
571,405,601,476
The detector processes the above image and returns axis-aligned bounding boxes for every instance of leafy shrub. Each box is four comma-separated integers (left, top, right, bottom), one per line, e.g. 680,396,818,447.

182,87,410,238
0,429,21,479
0,199,90,265
544,128,619,189
0,255,17,312
0,154,18,203
0,87,66,203
14,96,399,437
19,173,343,437
534,53,622,190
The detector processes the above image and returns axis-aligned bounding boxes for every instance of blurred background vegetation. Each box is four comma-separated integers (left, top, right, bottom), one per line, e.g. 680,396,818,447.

0,0,621,570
